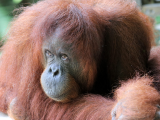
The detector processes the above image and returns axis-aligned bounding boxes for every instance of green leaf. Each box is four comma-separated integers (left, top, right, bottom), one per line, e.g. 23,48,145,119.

13,0,22,4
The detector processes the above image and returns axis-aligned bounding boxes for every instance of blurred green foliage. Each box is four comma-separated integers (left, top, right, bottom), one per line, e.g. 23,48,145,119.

0,0,38,44
156,16,160,24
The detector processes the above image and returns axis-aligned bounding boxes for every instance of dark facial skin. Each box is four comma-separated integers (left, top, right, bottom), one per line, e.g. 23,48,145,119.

41,29,83,102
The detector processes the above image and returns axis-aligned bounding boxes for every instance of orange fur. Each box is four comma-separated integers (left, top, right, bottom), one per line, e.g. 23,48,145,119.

112,76,160,119
0,0,159,120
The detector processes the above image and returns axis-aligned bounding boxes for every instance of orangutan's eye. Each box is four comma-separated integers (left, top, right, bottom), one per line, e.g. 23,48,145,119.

61,54,68,61
45,50,54,58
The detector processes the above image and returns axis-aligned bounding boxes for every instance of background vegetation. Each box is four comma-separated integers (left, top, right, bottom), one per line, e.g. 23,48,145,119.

0,0,38,46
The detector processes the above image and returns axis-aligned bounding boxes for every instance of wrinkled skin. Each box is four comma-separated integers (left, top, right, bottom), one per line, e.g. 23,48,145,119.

41,29,85,102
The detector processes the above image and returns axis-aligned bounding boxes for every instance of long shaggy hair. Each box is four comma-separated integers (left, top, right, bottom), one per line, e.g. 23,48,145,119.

0,0,156,119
